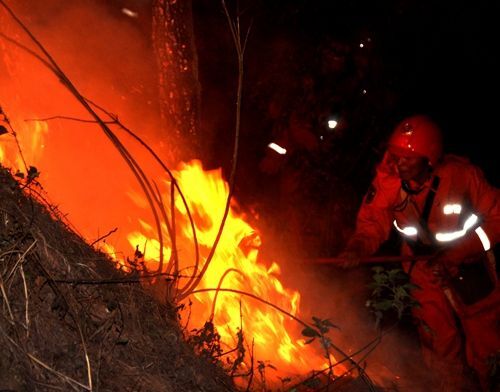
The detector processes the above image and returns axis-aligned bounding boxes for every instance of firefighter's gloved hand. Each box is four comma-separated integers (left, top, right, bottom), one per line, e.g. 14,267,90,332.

427,255,458,285
337,250,362,269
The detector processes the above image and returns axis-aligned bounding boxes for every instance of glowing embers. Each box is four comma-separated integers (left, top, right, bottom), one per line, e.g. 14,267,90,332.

121,8,139,18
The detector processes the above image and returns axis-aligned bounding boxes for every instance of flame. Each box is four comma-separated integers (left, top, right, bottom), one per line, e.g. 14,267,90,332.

0,123,345,386
119,160,344,385
0,118,48,173
0,12,347,387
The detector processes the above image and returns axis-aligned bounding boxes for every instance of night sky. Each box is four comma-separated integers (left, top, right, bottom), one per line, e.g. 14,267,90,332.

193,0,499,187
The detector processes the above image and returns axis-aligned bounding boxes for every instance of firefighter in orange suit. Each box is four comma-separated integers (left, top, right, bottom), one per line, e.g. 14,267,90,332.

340,114,500,391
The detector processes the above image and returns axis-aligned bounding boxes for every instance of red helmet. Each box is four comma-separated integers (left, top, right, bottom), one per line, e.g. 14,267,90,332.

388,115,443,166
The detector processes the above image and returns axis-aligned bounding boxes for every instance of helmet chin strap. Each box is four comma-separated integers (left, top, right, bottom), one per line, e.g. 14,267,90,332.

401,164,433,194
401,180,424,195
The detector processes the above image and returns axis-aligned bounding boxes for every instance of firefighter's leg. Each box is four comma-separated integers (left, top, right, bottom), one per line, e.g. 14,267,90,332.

460,286,500,391
411,283,470,390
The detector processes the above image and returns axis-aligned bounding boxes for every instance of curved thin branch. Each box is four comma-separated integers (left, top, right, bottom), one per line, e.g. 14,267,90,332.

209,268,245,319
25,116,116,124
83,99,200,286
177,0,248,301
0,1,169,276
187,287,368,375
0,31,56,73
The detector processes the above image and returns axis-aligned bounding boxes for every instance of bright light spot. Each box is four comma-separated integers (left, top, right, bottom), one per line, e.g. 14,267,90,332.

359,43,364,48
122,8,139,18
328,120,338,129
443,203,462,215
267,142,287,155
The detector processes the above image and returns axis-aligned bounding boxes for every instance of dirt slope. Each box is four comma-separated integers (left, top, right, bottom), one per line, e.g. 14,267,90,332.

0,166,235,392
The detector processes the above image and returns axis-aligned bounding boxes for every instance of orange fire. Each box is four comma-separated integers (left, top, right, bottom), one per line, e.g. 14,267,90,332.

0,8,348,387
0,120,347,387
131,160,338,376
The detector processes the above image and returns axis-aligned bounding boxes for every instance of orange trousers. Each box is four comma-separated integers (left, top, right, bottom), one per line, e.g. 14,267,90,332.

411,272,500,391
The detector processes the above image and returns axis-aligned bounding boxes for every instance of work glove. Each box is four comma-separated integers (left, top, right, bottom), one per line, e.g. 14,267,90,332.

337,249,362,269
425,258,453,286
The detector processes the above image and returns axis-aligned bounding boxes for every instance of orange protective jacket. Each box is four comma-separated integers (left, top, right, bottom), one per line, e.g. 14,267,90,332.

346,154,500,270
345,154,500,390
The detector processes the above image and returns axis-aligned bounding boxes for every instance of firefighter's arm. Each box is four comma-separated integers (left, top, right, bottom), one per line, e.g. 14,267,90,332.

467,165,500,245
434,165,499,267
339,173,396,268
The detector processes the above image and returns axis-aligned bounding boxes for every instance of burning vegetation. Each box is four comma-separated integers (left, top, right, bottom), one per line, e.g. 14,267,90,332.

0,164,234,391
0,1,424,391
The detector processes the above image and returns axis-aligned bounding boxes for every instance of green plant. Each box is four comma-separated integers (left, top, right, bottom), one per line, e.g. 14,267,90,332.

366,266,420,328
301,316,339,383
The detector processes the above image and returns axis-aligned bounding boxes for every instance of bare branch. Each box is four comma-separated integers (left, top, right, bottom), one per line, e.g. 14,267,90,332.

89,227,118,247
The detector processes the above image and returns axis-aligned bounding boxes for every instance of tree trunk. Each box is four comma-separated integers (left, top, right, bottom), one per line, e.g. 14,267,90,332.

152,0,201,161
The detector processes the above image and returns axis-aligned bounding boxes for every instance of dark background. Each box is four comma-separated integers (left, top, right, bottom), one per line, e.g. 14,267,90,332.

104,0,498,258
189,0,500,260
193,0,499,186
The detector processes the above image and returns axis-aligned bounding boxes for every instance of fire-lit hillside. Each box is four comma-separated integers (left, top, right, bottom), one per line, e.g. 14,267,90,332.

0,1,353,389
0,1,453,390
0,165,235,391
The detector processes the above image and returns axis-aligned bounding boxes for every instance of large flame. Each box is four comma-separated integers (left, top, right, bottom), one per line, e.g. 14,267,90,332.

0,121,345,387
105,160,344,385
0,6,347,387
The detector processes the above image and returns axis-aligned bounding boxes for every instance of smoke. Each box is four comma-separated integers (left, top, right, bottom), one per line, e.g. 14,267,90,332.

0,0,166,252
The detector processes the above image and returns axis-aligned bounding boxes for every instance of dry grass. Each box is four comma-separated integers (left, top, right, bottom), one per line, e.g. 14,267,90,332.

0,166,235,392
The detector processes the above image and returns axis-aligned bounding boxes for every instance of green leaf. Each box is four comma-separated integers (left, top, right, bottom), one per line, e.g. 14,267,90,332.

373,300,393,311
373,274,386,284
387,268,401,279
403,283,420,290
302,326,320,338
322,319,339,329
